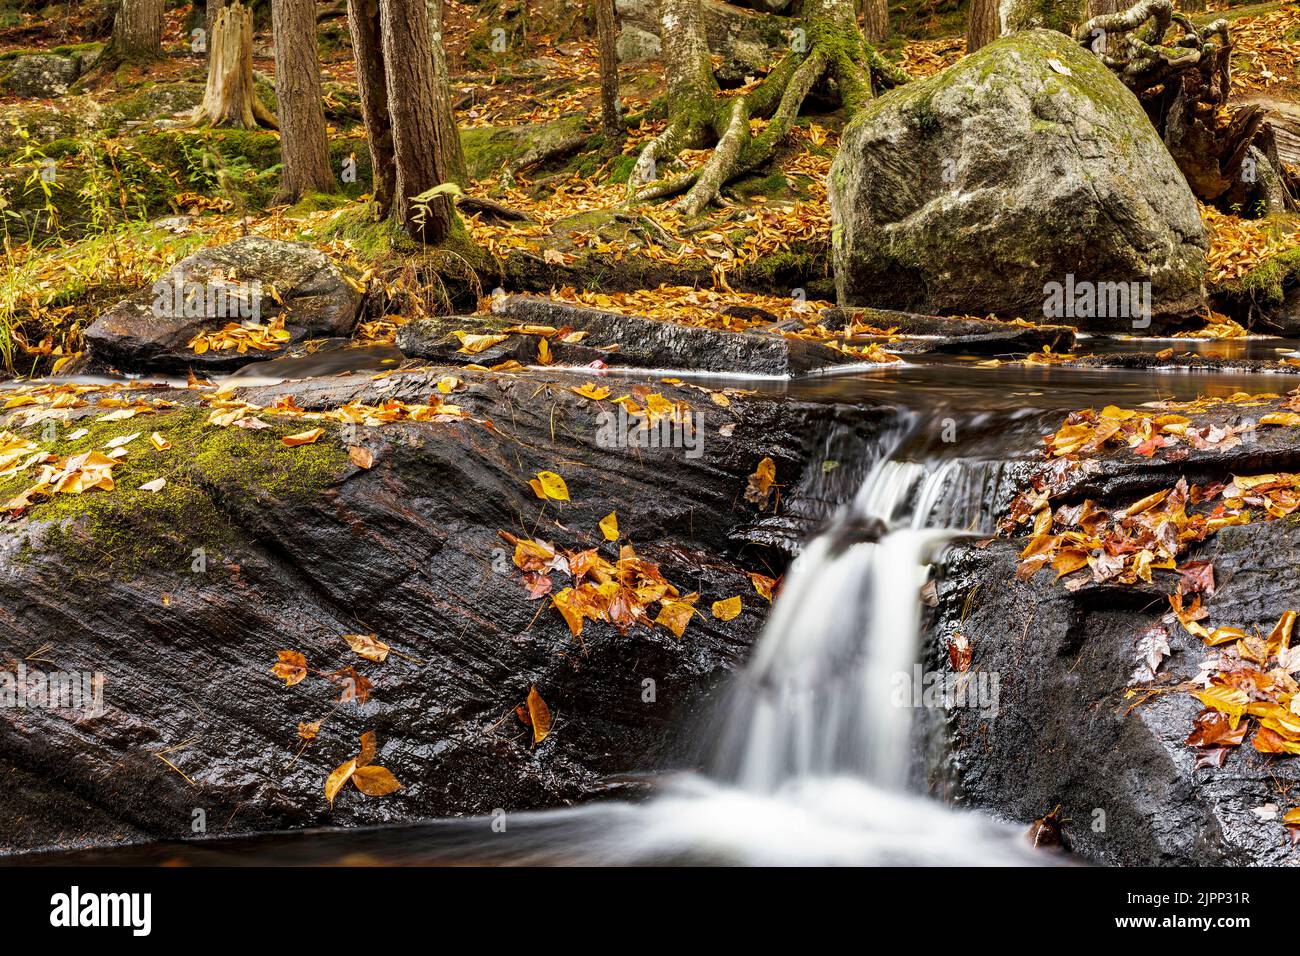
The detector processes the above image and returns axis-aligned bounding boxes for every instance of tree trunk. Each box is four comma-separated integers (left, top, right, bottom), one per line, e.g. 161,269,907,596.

347,0,396,216
272,0,335,201
1087,0,1125,14
862,0,889,43
200,1,278,128
426,0,468,186
107,0,164,63
1180,0,1205,10
595,0,621,136
378,0,454,242
967,0,1000,52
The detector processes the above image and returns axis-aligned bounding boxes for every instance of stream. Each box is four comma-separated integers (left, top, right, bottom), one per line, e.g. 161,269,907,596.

16,333,1300,866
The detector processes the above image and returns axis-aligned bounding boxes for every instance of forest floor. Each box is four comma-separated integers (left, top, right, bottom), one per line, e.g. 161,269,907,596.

0,0,1295,376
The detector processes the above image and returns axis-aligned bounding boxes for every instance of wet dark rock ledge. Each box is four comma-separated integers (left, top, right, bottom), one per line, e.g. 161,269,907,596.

922,414,1300,865
0,365,900,856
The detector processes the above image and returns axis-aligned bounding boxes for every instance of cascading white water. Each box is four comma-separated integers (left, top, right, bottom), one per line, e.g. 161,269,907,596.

709,452,1005,792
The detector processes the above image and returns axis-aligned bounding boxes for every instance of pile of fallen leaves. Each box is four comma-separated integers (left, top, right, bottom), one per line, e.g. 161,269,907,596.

1182,609,1300,770
899,36,965,79
188,316,291,355
1227,3,1300,96
548,286,832,332
1202,204,1300,285
503,513,777,642
1038,393,1289,461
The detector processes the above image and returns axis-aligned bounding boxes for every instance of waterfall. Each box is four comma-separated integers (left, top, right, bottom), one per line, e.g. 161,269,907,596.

709,442,1009,792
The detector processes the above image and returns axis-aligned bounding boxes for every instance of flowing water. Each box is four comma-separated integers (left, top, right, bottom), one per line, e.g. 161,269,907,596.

18,336,1300,866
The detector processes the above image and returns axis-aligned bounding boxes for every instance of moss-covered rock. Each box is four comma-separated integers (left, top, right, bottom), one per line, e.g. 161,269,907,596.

828,28,1208,329
998,0,1087,34
459,114,587,182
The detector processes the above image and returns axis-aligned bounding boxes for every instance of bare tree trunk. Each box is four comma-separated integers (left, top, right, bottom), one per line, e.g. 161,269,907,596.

862,0,889,43
426,0,468,186
595,0,621,136
272,0,335,201
106,0,164,63
967,0,1000,52
347,0,396,216
1087,0,1125,14
200,1,278,128
378,0,454,242
1180,0,1206,11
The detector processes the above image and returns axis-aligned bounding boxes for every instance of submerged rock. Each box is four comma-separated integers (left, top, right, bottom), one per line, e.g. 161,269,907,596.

828,29,1208,331
83,237,363,373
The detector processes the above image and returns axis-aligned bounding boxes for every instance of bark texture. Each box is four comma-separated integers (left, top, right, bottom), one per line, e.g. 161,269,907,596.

106,0,164,63
967,0,1000,53
862,0,889,43
346,0,396,217
427,0,469,186
200,2,278,128
272,0,336,201
595,0,621,136
378,0,454,242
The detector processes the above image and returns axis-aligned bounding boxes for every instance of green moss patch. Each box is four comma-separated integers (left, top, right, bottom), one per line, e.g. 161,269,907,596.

0,402,349,575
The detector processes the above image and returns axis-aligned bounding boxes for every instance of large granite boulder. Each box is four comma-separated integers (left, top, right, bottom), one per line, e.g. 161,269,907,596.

0,53,85,99
84,237,363,373
828,29,1208,331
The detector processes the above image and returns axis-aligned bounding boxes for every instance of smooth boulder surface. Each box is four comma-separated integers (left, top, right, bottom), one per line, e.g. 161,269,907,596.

828,29,1208,330
83,237,363,372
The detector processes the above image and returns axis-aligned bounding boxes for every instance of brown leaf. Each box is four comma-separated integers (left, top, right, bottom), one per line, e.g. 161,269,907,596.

353,765,403,796
297,720,321,741
282,427,325,447
348,445,375,469
271,650,308,687
357,730,377,768
343,632,390,663
526,685,551,745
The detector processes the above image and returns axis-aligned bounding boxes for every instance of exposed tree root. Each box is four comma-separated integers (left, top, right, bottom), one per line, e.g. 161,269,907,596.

626,0,906,216
1077,0,1294,212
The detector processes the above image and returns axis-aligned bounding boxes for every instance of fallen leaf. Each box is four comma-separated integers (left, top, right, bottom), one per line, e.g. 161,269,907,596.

150,432,171,451
271,650,308,686
343,632,390,663
530,470,569,502
282,428,325,447
711,595,742,621
599,511,619,541
348,445,375,469
352,765,403,796
744,456,777,509
138,477,167,493
526,685,552,745
325,758,357,805
297,720,321,741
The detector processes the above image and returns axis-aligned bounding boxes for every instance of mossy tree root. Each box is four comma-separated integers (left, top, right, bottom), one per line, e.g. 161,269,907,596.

626,0,905,215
